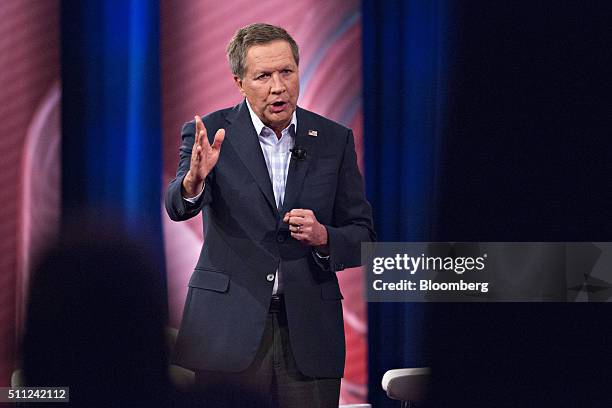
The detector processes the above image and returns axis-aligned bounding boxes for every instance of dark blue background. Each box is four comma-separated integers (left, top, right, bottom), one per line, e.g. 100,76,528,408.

363,1,612,406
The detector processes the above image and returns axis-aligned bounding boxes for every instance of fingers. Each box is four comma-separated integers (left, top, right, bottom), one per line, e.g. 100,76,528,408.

191,117,202,164
289,224,310,233
289,225,315,245
290,228,308,243
284,209,311,222
285,210,307,235
285,209,311,240
286,208,311,217
212,128,225,150
188,116,224,187
287,217,307,227
194,115,210,148
283,209,326,246
284,209,314,226
194,115,202,146
194,115,203,140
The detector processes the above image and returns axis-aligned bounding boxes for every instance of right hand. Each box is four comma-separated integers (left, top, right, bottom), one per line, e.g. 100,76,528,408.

182,115,225,197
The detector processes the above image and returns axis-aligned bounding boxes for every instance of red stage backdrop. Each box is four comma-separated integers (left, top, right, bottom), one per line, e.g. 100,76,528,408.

160,0,367,403
0,1,61,386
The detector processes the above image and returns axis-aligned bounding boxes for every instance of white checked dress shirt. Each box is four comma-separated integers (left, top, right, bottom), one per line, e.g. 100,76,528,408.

246,100,296,210
246,100,296,294
185,100,296,293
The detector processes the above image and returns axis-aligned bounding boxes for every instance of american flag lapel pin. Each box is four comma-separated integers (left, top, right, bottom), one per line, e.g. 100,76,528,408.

308,129,318,137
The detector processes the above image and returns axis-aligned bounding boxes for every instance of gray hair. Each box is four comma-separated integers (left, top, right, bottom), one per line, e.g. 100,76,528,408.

227,23,300,79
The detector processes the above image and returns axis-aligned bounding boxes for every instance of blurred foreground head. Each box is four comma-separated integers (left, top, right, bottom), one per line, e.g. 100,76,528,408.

21,221,169,407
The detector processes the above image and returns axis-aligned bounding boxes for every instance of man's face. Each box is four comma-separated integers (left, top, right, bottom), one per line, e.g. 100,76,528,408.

234,40,299,134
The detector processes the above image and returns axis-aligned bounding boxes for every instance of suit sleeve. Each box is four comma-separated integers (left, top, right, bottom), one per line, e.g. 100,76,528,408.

324,129,376,271
164,120,214,221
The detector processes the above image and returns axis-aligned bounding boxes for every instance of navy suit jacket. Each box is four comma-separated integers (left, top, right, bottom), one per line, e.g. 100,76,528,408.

165,100,375,378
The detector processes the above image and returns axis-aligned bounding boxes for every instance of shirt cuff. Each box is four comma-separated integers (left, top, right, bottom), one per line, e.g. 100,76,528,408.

182,184,205,204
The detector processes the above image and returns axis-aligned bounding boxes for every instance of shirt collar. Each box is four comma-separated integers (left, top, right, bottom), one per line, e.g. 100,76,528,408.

245,98,297,137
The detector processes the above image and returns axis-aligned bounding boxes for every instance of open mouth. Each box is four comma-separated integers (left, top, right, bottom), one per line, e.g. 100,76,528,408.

270,101,287,112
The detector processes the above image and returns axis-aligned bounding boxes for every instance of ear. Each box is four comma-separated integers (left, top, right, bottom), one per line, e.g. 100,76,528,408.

233,75,246,97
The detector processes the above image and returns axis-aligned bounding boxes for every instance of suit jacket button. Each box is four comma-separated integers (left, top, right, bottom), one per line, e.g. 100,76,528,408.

276,235,286,243
266,274,275,282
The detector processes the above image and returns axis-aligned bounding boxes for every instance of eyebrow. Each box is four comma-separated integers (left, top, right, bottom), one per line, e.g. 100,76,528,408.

255,66,293,75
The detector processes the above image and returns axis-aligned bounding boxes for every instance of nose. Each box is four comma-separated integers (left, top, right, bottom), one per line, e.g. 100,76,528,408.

270,72,285,94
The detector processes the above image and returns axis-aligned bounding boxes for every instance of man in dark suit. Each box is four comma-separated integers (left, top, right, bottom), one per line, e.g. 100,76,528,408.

165,23,375,407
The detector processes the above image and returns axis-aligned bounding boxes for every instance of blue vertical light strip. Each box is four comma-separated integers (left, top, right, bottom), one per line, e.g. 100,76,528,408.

399,1,440,241
363,1,449,406
61,0,165,267
102,0,129,207
124,0,162,231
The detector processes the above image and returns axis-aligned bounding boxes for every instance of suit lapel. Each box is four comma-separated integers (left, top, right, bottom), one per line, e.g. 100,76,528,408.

225,101,278,217
280,107,317,216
